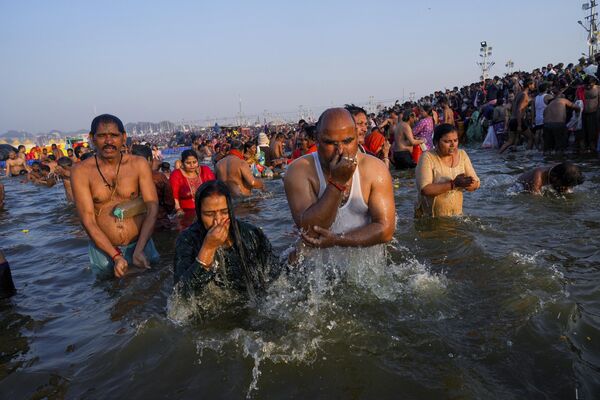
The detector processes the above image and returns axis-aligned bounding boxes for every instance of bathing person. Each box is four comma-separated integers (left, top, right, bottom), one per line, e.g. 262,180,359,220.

132,144,175,230
71,114,159,278
345,104,369,154
284,108,395,248
215,140,264,197
517,162,584,194
170,149,215,217
56,157,74,202
27,161,42,182
174,180,281,298
4,151,29,176
0,249,16,299
363,127,391,168
392,110,423,169
499,79,535,153
415,123,480,217
0,182,4,210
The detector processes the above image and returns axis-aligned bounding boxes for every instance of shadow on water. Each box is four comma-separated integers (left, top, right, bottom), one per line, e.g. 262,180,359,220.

0,148,600,398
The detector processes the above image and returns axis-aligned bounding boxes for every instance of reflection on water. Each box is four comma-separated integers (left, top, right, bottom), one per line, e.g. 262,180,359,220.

0,148,599,399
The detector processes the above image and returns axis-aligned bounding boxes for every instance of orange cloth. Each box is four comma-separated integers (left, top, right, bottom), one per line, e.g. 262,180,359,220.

364,131,385,155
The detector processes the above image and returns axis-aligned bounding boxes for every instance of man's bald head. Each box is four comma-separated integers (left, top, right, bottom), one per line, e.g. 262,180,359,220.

316,108,357,136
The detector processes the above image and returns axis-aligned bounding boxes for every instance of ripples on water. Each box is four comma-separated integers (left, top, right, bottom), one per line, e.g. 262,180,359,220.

1,148,599,399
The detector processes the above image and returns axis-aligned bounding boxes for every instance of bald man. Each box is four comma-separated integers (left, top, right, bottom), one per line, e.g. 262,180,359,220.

284,108,395,248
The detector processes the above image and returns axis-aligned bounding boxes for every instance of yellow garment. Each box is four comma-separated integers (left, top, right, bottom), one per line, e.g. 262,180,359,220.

415,149,479,217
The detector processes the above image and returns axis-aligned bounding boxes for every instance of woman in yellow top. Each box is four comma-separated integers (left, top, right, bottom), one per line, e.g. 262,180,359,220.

415,123,480,217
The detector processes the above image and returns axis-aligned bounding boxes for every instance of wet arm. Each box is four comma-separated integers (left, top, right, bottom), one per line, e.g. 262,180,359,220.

416,154,452,196
405,127,424,145
173,234,215,293
71,165,119,258
134,160,158,254
284,161,342,231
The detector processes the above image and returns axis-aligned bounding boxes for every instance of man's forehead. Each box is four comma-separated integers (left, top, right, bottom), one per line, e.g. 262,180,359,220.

96,122,122,133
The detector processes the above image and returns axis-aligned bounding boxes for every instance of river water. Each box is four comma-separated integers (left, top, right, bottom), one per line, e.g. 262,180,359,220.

0,148,599,399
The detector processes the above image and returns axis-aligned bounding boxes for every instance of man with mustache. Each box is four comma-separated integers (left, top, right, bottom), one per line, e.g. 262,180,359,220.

284,108,395,249
71,114,159,278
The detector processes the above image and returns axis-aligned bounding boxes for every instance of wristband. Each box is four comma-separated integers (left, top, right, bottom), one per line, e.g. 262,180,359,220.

327,179,347,192
195,256,213,271
111,248,123,261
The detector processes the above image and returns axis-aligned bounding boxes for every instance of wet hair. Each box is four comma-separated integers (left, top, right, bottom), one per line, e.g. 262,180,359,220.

90,114,125,135
243,141,256,153
180,149,199,161
549,162,584,189
74,146,83,158
31,161,40,167
159,162,170,172
402,109,415,122
57,157,72,167
344,104,367,118
432,123,458,144
47,155,56,161
131,144,153,161
80,152,94,161
304,125,317,141
194,180,265,297
40,164,50,172
18,145,25,151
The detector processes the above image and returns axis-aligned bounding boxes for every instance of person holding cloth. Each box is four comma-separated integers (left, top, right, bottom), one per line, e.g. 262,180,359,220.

415,123,480,217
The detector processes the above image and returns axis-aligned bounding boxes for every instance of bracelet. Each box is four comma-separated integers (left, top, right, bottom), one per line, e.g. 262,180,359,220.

195,256,213,271
111,248,123,261
327,179,347,192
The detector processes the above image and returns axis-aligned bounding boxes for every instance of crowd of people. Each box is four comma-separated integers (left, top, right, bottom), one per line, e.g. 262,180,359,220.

1,54,595,299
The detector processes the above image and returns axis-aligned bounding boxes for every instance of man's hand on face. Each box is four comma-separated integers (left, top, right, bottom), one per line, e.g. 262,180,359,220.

329,150,357,186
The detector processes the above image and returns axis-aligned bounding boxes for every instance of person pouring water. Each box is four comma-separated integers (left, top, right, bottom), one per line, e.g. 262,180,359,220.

284,108,395,248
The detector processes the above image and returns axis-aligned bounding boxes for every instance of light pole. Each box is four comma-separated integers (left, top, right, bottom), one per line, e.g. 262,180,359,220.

579,2,599,57
505,60,514,74
477,41,495,81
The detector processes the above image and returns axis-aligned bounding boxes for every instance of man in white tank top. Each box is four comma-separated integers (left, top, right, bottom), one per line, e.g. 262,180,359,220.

284,108,395,248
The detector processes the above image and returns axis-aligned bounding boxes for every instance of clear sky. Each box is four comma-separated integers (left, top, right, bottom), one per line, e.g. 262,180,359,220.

0,0,589,133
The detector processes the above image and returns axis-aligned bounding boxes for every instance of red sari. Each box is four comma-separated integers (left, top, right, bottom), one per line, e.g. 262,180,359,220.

169,166,215,211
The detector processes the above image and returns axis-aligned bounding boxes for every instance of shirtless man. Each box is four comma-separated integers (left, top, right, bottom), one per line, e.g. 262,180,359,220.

543,92,580,154
284,108,395,248
51,143,64,158
215,140,264,197
67,148,78,163
393,110,424,169
44,154,58,174
441,99,455,126
269,132,286,160
518,162,584,194
17,145,27,161
582,75,600,152
27,161,42,182
56,157,74,202
4,151,29,177
499,79,535,153
71,114,159,278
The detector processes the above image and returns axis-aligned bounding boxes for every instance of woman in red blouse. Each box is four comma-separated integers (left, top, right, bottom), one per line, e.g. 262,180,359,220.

170,150,215,220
